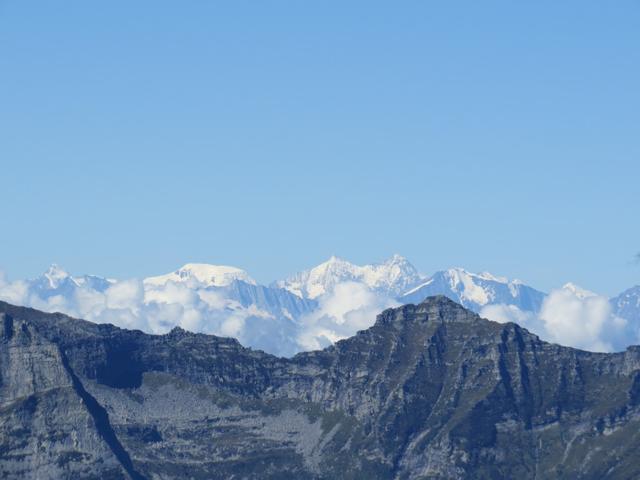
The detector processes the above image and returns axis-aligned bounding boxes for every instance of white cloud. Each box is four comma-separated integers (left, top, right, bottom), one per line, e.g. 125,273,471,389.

296,282,398,351
93,307,142,331
220,314,246,337
74,287,106,317
0,271,305,355
3,266,640,357
0,279,29,306
141,302,186,333
482,287,637,353
480,303,539,328
539,288,628,352
144,281,196,306
106,279,143,310
178,307,204,332
32,294,69,314
197,289,228,309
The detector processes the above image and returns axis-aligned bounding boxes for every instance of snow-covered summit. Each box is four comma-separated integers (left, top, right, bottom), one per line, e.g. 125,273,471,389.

275,254,424,299
611,285,640,325
561,282,597,299
144,263,256,288
26,264,114,299
401,267,546,313
2,257,640,357
42,264,73,289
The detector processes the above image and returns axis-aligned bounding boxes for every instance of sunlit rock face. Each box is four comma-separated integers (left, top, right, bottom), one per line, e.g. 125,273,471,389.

2,296,640,479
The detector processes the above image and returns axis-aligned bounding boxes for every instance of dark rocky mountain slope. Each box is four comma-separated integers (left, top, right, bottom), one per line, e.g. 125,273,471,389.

2,296,640,479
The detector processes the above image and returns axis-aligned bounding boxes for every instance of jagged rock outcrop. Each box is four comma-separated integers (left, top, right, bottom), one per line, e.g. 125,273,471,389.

2,297,640,479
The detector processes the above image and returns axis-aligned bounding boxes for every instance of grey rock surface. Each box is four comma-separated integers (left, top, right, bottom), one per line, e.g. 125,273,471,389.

2,297,640,479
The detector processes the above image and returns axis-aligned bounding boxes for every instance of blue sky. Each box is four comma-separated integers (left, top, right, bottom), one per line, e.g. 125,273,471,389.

0,1,638,295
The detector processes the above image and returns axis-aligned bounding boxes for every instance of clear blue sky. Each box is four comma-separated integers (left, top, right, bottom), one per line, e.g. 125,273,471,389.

0,1,638,295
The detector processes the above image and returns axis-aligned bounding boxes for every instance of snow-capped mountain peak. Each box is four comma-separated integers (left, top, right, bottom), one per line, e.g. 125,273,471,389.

144,263,256,288
611,285,640,326
2,256,640,357
42,264,74,289
476,271,509,283
274,256,359,299
275,254,424,299
401,267,546,313
29,265,115,297
443,267,508,285
440,268,492,305
561,282,597,299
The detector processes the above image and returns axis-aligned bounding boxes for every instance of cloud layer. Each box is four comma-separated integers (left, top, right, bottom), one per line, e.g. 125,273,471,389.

296,281,398,351
0,275,291,352
0,273,395,356
1,268,638,356
481,287,637,352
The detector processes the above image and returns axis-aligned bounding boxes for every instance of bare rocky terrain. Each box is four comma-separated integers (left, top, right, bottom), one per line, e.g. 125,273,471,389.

2,296,640,479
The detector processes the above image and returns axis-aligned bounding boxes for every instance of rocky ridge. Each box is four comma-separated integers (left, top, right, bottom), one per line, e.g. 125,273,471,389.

2,297,640,479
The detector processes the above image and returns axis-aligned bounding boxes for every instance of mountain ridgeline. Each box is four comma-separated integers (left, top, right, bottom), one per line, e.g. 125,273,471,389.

2,297,640,479
3,257,640,356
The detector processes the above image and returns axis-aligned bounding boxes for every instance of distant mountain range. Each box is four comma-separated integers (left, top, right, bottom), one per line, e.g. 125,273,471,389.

0,256,638,355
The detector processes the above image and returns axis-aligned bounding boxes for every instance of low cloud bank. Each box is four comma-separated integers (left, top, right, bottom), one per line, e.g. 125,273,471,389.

296,281,398,351
1,270,638,355
0,273,393,356
0,275,300,355
481,287,637,352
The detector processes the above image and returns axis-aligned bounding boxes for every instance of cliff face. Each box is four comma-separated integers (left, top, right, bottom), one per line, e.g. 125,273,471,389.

2,297,640,479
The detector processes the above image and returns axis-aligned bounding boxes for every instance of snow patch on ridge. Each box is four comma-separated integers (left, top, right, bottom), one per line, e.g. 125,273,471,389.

145,263,256,288
276,254,424,299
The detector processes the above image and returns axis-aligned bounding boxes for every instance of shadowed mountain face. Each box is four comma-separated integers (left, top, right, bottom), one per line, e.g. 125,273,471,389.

2,297,640,479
